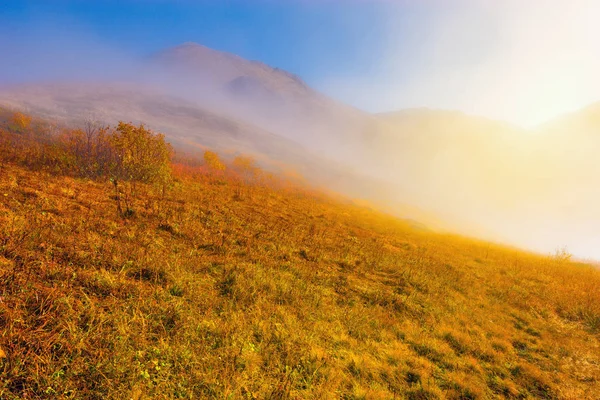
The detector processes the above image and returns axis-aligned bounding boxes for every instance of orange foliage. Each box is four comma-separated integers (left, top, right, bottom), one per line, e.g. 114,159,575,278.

203,150,226,171
9,112,32,132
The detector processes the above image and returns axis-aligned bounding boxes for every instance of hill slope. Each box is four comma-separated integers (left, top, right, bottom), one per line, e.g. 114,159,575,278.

1,158,599,399
0,85,398,212
0,83,314,167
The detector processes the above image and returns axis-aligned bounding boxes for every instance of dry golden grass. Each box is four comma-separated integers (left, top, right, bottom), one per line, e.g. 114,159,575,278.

0,160,599,399
0,104,598,399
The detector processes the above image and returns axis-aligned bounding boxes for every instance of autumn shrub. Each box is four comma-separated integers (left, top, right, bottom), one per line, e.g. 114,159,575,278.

0,112,175,218
102,122,173,216
61,124,115,178
232,155,257,180
8,112,32,134
109,122,173,185
203,150,226,172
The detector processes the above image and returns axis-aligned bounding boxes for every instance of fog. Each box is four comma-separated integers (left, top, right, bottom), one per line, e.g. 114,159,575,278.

322,0,600,127
1,5,599,261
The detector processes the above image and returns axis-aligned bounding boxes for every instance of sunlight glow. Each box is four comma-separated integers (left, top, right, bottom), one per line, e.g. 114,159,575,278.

323,0,600,127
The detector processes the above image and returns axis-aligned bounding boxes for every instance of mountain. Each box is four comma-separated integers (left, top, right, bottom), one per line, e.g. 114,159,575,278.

0,41,389,180
0,42,599,258
0,42,415,226
148,42,385,163
152,42,311,98
2,35,600,399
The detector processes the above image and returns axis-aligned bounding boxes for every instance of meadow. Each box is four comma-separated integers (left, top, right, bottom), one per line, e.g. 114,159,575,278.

0,110,599,399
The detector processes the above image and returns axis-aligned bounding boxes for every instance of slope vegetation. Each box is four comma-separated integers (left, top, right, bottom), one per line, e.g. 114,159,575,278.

0,112,599,399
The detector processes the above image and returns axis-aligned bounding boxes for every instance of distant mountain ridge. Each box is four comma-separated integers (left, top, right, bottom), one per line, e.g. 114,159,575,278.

152,42,310,96
148,42,385,164
1,41,600,258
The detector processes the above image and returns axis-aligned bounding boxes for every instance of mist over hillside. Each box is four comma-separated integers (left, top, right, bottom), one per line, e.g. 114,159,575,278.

376,108,600,259
146,43,386,165
1,42,599,259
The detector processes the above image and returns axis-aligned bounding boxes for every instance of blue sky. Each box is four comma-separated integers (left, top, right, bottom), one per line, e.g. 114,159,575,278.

1,0,599,125
0,1,404,86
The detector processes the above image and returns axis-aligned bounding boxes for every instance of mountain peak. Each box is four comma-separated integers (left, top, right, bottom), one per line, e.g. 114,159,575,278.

176,41,205,48
153,42,308,92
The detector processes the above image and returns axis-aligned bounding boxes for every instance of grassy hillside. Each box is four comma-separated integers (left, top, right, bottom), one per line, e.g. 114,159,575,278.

1,113,599,399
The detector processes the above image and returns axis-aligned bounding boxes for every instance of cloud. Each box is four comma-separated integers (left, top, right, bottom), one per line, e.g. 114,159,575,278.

320,0,600,126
